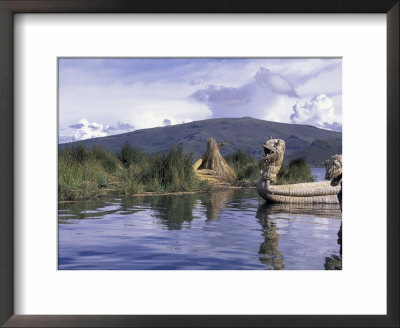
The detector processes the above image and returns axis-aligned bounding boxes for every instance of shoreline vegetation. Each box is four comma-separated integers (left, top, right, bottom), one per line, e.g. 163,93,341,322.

58,143,314,202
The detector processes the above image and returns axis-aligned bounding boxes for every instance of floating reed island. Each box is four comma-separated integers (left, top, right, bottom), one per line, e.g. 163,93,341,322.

58,136,340,202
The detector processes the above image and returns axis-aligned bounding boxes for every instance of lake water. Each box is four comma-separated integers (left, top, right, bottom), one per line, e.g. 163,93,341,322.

311,167,327,182
59,171,342,270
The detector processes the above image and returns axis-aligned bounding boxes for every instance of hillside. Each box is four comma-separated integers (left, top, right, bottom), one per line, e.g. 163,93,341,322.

59,117,342,166
289,139,343,166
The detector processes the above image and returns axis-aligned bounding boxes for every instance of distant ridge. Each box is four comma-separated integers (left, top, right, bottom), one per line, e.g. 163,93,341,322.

59,117,342,166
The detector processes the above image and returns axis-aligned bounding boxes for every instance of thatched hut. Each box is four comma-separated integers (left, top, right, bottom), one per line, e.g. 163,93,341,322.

194,138,237,183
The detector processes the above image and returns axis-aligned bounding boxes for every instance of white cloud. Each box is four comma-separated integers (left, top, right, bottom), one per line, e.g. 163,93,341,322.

290,94,342,131
131,100,212,130
71,118,109,141
61,118,136,142
190,66,300,123
254,67,298,97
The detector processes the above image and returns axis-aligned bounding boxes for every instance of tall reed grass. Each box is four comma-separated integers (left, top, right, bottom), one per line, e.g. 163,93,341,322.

276,157,314,184
58,144,208,201
225,151,314,185
225,150,264,183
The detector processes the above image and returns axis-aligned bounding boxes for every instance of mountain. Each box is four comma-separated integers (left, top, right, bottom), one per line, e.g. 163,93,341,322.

59,117,342,166
289,139,343,166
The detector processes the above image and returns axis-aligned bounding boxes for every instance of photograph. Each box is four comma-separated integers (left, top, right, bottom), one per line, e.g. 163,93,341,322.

1,0,397,325
58,58,343,270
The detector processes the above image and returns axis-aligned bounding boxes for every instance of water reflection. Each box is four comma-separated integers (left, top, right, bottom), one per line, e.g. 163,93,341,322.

324,254,342,270
256,204,284,270
58,199,123,222
58,189,342,270
149,194,198,230
324,217,342,270
132,190,236,228
205,190,235,221
255,203,342,270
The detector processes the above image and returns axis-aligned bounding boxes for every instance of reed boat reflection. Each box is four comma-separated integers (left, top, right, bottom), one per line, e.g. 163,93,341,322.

256,202,342,270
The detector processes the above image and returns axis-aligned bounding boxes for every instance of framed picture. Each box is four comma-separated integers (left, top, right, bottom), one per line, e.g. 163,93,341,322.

1,0,398,327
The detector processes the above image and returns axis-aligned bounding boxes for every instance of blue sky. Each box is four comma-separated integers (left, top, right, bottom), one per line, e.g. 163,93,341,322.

58,58,342,143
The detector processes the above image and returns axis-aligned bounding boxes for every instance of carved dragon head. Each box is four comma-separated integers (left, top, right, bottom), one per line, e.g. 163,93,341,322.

261,138,285,183
261,139,342,185
324,154,342,186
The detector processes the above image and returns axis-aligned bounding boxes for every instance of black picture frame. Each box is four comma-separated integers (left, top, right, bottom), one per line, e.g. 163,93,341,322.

0,1,398,327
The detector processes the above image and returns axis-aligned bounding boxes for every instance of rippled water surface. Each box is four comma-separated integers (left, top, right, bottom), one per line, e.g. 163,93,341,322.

58,186,342,270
